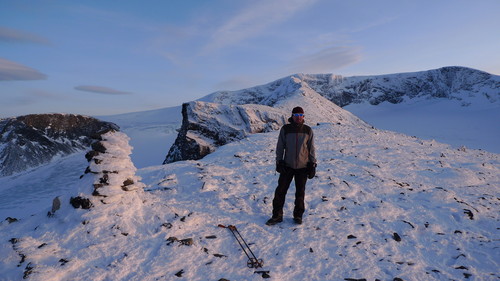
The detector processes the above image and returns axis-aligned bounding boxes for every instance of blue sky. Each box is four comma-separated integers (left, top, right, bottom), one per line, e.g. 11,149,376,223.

1,0,499,118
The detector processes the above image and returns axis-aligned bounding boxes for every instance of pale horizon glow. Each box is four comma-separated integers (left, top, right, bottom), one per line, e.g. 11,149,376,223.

1,0,499,118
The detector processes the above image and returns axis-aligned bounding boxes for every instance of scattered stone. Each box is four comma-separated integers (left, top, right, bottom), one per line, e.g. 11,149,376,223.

59,258,69,266
463,209,474,220
166,237,193,246
255,270,271,279
23,262,34,279
161,223,173,229
347,235,357,239
402,220,415,228
175,269,184,277
6,217,18,223
70,196,93,209
393,232,402,242
180,238,194,246
122,178,134,189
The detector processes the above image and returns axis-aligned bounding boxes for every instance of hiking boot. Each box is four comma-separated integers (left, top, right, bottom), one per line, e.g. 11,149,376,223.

293,217,303,225
266,217,283,226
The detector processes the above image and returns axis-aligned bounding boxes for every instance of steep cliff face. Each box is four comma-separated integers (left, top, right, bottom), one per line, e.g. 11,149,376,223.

163,101,287,164
0,114,119,177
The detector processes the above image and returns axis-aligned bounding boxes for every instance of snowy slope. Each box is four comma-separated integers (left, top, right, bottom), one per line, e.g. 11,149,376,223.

1,120,498,281
345,97,500,153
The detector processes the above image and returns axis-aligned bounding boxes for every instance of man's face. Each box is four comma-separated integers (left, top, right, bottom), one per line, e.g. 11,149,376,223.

292,113,304,123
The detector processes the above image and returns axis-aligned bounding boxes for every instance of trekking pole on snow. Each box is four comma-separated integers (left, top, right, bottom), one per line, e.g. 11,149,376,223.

218,224,264,268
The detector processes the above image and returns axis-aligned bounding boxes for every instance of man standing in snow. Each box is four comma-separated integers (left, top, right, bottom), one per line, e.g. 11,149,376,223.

267,106,317,225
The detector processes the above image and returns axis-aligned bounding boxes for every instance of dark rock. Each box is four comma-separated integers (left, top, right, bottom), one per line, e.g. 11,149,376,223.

23,262,34,279
85,150,99,162
91,141,107,153
161,223,172,229
463,209,474,220
70,196,93,209
393,232,402,242
6,217,18,223
175,269,184,277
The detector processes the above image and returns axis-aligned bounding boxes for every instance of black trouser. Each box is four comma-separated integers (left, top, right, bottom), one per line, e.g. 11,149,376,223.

272,167,308,219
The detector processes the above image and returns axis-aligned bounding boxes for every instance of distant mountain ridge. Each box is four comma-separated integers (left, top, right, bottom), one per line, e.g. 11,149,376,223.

166,66,498,163
0,114,118,177
203,66,499,107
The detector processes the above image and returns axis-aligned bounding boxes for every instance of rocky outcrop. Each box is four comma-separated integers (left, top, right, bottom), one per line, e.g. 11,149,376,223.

81,130,144,201
163,101,287,163
0,114,119,177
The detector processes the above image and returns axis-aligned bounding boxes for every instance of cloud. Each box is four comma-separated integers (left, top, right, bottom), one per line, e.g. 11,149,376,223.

202,0,318,53
288,45,362,74
0,27,50,45
74,85,132,95
0,58,47,81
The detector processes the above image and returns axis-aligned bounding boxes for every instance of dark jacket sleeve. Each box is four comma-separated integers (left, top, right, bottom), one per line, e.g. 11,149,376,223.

308,128,316,164
276,126,286,163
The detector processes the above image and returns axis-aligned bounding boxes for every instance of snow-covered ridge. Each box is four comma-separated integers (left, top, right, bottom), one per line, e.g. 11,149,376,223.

0,114,119,177
203,66,499,107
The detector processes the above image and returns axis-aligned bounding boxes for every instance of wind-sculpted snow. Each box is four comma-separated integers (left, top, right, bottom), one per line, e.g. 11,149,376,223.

1,122,498,280
203,66,499,107
0,114,119,177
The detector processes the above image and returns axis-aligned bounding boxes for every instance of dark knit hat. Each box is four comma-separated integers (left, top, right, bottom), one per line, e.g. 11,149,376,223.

292,106,304,114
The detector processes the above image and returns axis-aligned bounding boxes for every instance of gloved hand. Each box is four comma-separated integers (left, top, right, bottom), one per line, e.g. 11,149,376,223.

307,162,317,179
276,160,286,174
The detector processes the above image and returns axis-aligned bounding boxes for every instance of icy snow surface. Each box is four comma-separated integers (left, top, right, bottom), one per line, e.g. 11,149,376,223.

1,121,498,280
